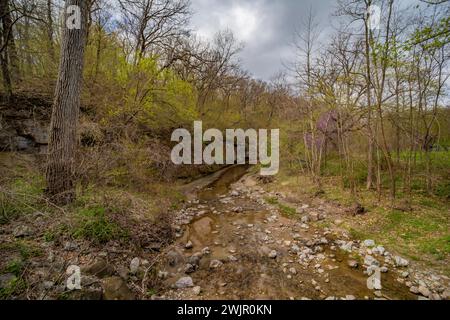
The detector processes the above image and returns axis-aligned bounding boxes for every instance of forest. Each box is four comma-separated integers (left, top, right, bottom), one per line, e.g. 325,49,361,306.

0,0,449,301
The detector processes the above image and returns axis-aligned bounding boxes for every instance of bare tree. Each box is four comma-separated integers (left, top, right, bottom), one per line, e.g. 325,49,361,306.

118,0,191,64
293,7,323,187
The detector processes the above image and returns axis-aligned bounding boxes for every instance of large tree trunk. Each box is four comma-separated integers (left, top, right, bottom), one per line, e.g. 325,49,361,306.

46,0,88,204
0,0,20,82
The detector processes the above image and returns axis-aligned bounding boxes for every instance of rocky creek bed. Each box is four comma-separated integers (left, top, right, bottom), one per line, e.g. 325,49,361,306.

156,166,449,300
1,165,449,300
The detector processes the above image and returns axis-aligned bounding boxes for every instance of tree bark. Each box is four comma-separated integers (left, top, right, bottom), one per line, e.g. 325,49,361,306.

46,0,55,61
0,0,12,99
0,0,20,82
46,0,88,204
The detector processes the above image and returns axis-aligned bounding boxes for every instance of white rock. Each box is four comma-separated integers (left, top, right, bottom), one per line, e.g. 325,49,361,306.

364,255,379,267
268,250,278,259
367,268,382,290
340,241,353,252
130,258,140,274
373,246,385,255
394,256,409,267
192,286,201,295
175,277,194,289
418,286,431,297
364,239,376,247
210,260,223,269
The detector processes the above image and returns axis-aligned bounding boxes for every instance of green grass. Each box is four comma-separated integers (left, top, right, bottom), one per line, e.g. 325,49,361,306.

72,206,128,243
265,197,279,205
419,235,450,261
265,197,297,217
349,228,369,240
0,241,43,261
362,206,450,266
0,276,26,299
0,176,46,224
0,241,43,299
278,203,297,217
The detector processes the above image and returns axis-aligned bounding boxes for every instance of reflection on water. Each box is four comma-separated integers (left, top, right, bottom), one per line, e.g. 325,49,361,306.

198,165,250,201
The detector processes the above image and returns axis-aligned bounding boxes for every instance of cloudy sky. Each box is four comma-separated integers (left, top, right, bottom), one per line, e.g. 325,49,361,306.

189,0,339,81
189,0,421,81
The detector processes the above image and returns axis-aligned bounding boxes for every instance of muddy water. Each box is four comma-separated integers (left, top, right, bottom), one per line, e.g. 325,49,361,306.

197,165,250,201
175,166,415,300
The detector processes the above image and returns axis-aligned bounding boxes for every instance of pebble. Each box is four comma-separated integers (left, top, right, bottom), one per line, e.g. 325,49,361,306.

175,277,194,289
364,239,376,247
184,264,196,274
394,256,409,267
192,286,201,295
185,241,193,249
410,286,420,294
268,250,278,259
374,291,383,298
210,260,223,269
418,285,431,297
63,241,78,251
364,255,379,267
347,260,359,269
13,225,33,238
130,257,140,274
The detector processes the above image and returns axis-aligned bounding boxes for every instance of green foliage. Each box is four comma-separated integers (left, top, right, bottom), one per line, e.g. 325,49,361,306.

278,203,297,217
0,176,45,224
264,196,296,217
0,276,26,300
72,206,127,243
3,259,24,276
0,241,42,299
419,235,450,261
0,241,43,262
434,180,450,199
105,55,198,131
265,197,279,205
408,16,450,50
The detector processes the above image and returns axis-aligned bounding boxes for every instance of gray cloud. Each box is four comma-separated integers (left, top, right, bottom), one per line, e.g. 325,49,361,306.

190,0,421,81
190,0,337,80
